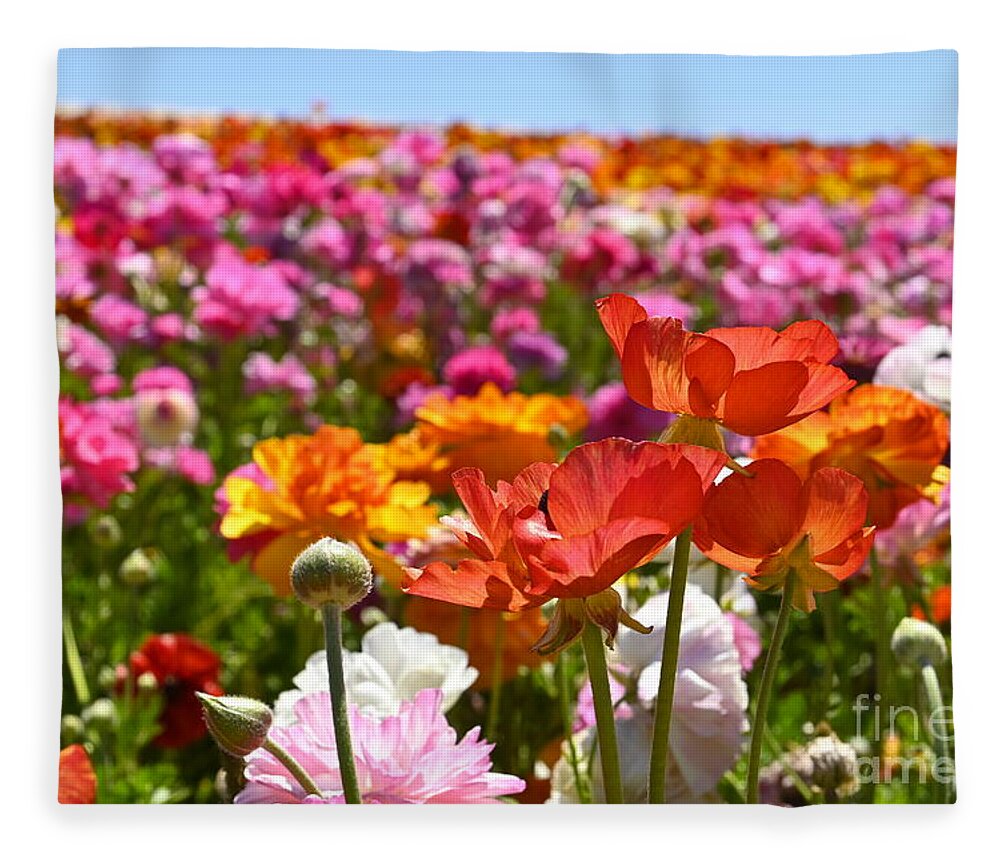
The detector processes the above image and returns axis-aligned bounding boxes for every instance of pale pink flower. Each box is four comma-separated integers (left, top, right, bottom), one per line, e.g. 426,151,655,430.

237,689,524,804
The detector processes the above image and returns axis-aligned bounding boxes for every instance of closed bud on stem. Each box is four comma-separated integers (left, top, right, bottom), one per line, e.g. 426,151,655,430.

196,693,273,757
118,548,158,587
290,537,373,610
88,515,122,548
891,617,949,668
81,698,119,732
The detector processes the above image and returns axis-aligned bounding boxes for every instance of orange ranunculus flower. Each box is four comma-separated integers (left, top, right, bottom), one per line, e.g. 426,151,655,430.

219,426,438,595
403,438,728,652
58,744,97,804
382,383,588,492
596,293,854,439
405,600,549,689
751,384,950,528
694,459,876,612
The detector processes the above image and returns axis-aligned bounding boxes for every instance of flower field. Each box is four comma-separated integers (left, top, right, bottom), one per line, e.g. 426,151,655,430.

56,112,953,805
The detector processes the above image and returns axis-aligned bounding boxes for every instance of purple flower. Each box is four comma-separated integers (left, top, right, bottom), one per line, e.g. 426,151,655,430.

584,381,670,442
506,330,567,380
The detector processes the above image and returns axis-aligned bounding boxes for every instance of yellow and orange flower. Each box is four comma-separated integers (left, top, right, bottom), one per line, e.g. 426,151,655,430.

218,426,438,595
380,383,588,492
752,384,949,528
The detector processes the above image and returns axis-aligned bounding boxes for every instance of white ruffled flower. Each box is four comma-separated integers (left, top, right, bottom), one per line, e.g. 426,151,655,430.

874,325,951,410
616,584,749,796
273,622,477,724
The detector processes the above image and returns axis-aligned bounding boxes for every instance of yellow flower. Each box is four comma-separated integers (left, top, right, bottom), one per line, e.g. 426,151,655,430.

219,426,437,595
378,383,588,492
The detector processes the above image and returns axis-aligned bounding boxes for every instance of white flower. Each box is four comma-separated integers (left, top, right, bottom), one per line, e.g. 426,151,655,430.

874,325,951,410
615,585,749,796
549,710,698,803
273,622,477,724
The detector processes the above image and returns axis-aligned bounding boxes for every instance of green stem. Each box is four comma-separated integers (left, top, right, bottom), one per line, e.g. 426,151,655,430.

580,621,623,804
320,604,363,804
870,545,891,735
263,737,323,798
647,526,692,803
486,613,505,740
920,662,953,803
746,576,796,803
557,650,589,803
62,611,90,706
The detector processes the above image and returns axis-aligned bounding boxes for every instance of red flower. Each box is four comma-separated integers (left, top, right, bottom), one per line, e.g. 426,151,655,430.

693,459,876,612
58,745,97,804
125,633,224,748
596,293,854,437
404,438,727,651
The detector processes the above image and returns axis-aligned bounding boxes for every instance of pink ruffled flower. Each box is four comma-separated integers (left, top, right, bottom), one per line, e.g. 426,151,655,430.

60,398,140,510
193,245,300,339
236,689,525,804
441,345,516,395
89,295,149,344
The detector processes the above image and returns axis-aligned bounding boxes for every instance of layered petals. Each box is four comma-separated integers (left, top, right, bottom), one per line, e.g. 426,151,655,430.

404,438,727,643
694,459,875,611
218,425,437,594
597,293,854,436
753,384,950,527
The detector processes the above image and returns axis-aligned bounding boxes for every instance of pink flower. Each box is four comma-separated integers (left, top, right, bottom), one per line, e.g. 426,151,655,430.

174,447,216,485
243,352,317,406
193,245,299,339
57,322,115,379
726,613,762,672
442,345,516,395
89,295,149,344
237,689,525,804
489,307,541,342
60,398,140,510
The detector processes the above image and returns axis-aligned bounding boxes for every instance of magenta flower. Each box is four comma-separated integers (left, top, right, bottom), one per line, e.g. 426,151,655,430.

441,345,516,395
236,689,525,804
193,245,299,339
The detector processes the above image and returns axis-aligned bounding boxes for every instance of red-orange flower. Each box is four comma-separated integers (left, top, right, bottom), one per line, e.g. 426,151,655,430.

751,384,950,528
58,745,97,804
694,459,876,612
596,293,854,438
403,438,727,652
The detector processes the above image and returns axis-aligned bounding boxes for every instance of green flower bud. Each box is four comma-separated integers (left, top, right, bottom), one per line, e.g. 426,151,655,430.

61,714,86,744
118,548,158,587
88,515,122,548
136,671,160,695
891,617,949,668
290,538,373,610
81,698,119,732
196,693,273,757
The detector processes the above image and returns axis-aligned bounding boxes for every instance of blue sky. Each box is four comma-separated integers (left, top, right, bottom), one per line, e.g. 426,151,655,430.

57,49,958,143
